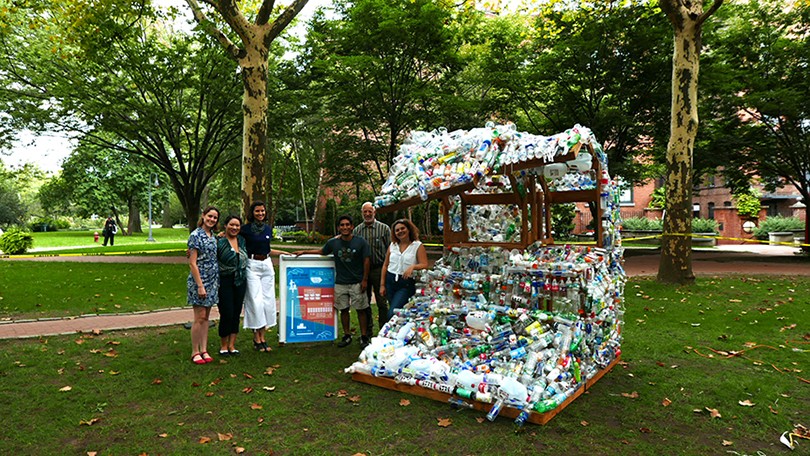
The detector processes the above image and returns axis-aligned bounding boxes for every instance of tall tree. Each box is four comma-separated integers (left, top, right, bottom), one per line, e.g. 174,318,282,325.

47,140,169,234
182,0,309,216
700,0,810,251
304,0,461,189
0,4,243,227
657,0,722,285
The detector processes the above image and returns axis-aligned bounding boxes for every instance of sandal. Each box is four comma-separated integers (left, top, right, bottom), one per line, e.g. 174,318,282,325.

218,350,230,357
253,340,265,352
191,353,206,365
201,352,214,363
229,349,240,356
260,341,271,352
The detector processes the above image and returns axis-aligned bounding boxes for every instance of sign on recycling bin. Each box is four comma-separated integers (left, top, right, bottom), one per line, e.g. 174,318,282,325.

278,255,339,344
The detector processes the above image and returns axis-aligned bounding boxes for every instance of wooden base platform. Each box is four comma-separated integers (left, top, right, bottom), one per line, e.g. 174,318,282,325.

352,354,621,425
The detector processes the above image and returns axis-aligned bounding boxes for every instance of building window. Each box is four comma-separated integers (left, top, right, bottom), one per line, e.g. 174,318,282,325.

723,201,732,207
708,202,715,220
617,178,633,205
693,203,701,219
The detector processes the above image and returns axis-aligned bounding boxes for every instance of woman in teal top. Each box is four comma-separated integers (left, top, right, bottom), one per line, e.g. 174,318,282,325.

217,214,249,356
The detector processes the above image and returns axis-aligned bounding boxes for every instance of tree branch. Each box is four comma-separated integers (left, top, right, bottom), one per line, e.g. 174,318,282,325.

184,0,244,60
256,0,276,26
263,0,310,48
696,0,723,27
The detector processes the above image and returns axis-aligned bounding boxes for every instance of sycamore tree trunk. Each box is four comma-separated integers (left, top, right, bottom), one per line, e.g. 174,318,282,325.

240,46,269,217
185,0,309,220
657,0,723,285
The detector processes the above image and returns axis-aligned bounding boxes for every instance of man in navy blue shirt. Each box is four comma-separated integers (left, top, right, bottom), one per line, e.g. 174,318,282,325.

295,215,371,347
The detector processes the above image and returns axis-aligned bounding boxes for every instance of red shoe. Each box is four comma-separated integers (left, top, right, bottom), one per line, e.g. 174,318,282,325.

201,352,214,363
191,353,206,365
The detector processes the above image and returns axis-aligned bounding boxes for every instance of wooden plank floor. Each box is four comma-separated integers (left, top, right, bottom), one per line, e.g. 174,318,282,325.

353,355,621,425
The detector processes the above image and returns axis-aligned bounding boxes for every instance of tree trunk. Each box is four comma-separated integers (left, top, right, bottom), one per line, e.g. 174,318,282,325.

804,201,809,254
128,200,143,234
311,145,326,235
240,48,269,219
162,199,172,228
112,208,125,237
657,0,722,285
185,194,201,234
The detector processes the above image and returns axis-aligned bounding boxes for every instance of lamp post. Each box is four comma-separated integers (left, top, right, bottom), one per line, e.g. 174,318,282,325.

146,173,159,242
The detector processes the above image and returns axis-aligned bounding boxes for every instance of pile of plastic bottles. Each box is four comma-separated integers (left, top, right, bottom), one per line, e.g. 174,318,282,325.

345,242,626,424
374,123,604,208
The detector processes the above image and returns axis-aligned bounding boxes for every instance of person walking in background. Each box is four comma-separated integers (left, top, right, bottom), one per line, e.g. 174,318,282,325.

381,219,428,322
353,202,390,336
102,216,118,246
294,215,372,348
188,206,220,365
216,214,248,357
241,201,287,353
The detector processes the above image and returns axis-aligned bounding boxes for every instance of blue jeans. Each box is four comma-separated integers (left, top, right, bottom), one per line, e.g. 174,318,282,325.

385,272,416,321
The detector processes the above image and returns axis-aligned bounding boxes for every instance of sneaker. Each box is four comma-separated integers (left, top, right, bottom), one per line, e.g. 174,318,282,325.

337,335,353,348
359,335,370,347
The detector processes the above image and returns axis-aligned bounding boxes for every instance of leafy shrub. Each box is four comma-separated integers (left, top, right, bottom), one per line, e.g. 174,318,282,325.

692,218,719,234
28,217,71,232
0,227,34,254
621,217,663,231
752,216,804,240
551,203,576,241
648,186,666,209
734,192,761,218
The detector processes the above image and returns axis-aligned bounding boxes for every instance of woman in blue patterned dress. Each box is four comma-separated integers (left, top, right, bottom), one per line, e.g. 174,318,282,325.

216,214,248,356
188,206,220,364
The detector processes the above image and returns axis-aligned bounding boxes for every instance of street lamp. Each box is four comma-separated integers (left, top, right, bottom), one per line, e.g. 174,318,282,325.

146,173,159,242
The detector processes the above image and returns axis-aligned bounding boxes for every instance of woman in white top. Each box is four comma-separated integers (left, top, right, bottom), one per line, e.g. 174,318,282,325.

380,219,428,322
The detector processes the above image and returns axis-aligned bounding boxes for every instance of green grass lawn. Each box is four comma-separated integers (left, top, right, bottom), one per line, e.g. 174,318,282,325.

0,262,189,320
0,275,807,455
31,228,193,249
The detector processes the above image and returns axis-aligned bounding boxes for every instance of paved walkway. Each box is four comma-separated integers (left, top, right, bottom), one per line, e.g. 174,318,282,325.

1,244,806,340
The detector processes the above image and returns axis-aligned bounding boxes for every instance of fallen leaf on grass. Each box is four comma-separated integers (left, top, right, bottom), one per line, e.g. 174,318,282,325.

621,391,639,398
244,373,254,379
263,386,276,392
191,382,201,387
706,407,721,418
399,399,410,406
662,398,672,407
242,387,253,394
251,403,263,410
580,421,590,426
205,392,214,397
199,436,211,444
337,389,348,397
79,418,100,426
729,299,741,303
437,418,452,427
235,447,245,454
769,406,778,414
59,386,72,392
475,417,485,423
738,400,755,407
722,440,733,446
264,367,275,376
347,395,361,403
324,392,334,397
151,379,163,385
217,432,233,441
210,378,221,386
639,427,651,433
87,452,97,456
351,453,366,456
158,433,168,438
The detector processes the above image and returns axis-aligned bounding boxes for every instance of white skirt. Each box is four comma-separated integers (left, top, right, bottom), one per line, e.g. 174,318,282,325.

242,258,277,329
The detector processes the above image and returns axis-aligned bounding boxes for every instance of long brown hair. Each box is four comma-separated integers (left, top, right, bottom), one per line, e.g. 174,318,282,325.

197,206,220,231
391,219,419,244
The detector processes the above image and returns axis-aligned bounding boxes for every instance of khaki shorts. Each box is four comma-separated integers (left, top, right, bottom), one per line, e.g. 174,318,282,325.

334,283,369,311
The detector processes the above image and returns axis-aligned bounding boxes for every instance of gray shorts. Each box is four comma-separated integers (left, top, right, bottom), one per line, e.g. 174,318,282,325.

334,283,369,311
